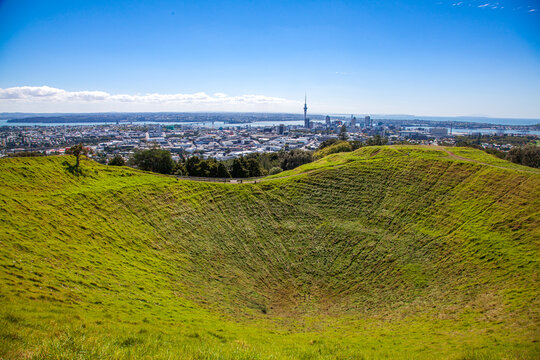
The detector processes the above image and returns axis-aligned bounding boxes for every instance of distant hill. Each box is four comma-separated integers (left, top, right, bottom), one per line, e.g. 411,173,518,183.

0,146,538,359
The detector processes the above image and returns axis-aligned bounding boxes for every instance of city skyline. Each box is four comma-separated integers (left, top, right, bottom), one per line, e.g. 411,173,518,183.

1,0,539,117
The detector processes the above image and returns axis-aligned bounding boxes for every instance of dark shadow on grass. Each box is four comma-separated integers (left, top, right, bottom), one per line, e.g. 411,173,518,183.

62,160,82,176
118,336,143,347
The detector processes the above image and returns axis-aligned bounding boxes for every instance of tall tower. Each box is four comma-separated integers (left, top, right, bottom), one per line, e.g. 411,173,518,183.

304,95,310,128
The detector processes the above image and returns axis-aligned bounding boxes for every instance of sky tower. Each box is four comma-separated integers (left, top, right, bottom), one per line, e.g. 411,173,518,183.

303,95,310,129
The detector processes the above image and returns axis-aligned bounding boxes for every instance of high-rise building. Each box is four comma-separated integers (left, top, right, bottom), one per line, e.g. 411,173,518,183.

304,95,310,129
429,127,448,138
325,115,331,127
351,115,356,128
278,123,285,135
364,115,371,128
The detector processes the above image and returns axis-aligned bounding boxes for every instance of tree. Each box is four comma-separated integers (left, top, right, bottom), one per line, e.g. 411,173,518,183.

197,160,212,177
522,146,540,168
366,135,388,146
174,160,187,176
280,149,313,170
269,166,283,175
231,158,248,178
349,140,363,150
206,159,220,178
216,162,231,178
483,148,505,159
313,141,352,160
108,155,125,166
507,145,540,168
185,156,201,176
339,125,349,141
130,148,175,174
506,147,523,165
66,143,90,172
246,158,263,177
318,138,339,150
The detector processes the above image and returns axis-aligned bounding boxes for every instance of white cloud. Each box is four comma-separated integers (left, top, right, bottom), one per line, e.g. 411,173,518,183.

446,1,537,12
0,86,300,112
0,86,110,101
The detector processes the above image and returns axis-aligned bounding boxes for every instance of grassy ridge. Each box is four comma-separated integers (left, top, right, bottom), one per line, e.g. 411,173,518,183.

0,146,539,359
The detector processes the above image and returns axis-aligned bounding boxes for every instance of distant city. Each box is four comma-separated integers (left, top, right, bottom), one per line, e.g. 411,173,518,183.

1,106,538,162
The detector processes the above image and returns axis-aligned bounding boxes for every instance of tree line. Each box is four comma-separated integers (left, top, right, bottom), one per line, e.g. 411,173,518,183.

452,138,540,169
60,136,540,176
505,145,540,168
69,136,391,177
124,136,392,177
314,135,388,159
123,147,314,178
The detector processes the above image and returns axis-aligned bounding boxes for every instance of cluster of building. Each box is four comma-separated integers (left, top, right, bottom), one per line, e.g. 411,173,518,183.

1,100,536,161
0,120,452,162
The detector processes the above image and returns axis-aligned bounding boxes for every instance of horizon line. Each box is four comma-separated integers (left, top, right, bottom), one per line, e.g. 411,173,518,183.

1,111,539,122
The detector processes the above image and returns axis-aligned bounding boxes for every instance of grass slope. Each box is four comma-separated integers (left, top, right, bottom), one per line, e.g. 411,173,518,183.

0,146,539,359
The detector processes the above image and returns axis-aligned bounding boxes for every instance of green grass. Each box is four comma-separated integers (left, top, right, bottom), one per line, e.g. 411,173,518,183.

0,146,539,359
446,147,540,173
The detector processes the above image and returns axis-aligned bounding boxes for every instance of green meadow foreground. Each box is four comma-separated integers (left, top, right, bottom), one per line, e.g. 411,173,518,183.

0,146,539,359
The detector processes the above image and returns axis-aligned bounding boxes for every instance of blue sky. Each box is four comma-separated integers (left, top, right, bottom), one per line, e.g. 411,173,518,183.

0,0,539,117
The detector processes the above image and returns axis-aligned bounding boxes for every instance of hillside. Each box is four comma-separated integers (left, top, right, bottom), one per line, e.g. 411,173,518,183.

0,146,539,359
